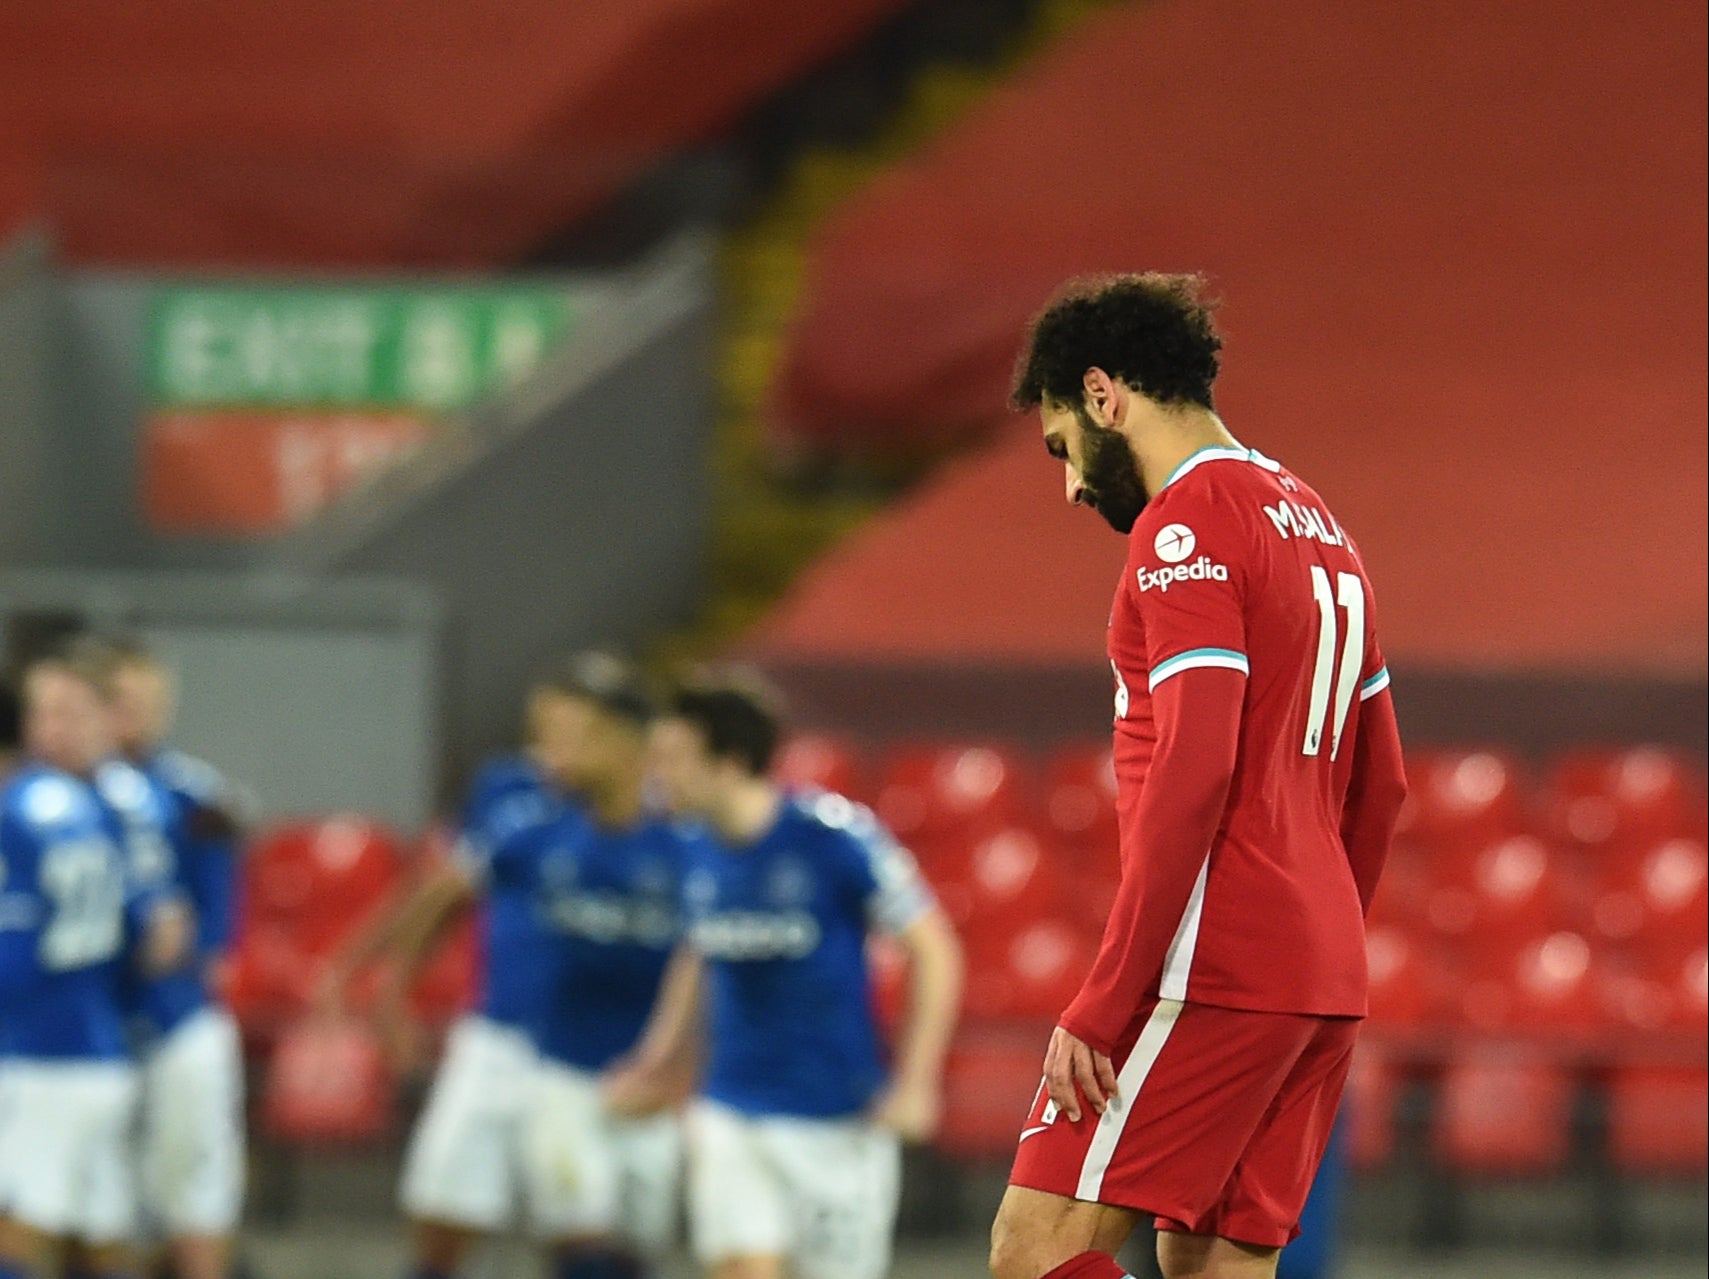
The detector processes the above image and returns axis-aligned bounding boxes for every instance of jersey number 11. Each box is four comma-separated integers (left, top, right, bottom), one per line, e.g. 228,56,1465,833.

1303,566,1365,761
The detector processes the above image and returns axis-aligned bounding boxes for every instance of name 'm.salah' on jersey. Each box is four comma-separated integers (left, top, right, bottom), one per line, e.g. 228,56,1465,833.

1059,444,1407,1057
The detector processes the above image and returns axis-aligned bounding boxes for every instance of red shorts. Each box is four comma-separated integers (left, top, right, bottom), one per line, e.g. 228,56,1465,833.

1008,998,1359,1249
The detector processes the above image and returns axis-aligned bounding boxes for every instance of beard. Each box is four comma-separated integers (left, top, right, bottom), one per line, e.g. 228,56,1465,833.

1076,409,1150,533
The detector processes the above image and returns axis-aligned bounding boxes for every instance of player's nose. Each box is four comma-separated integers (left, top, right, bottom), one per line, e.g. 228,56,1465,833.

1065,463,1085,505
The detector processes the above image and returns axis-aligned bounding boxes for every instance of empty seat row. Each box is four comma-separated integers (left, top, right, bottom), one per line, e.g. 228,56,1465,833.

775,736,1708,858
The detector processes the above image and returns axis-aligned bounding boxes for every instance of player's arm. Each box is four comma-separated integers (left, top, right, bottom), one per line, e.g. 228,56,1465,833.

315,842,475,1014
1340,668,1407,914
0,811,45,999
113,783,196,979
364,861,476,1075
873,902,963,1142
125,870,195,980
603,943,705,1116
1050,666,1245,1119
1049,488,1250,1121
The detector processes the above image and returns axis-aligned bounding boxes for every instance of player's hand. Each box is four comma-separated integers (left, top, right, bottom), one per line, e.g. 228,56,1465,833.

141,898,194,978
870,1075,942,1143
1043,1025,1119,1123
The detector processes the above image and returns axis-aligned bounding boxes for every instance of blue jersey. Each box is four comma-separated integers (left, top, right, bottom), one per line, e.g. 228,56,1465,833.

0,762,168,1060
127,750,243,1036
452,755,567,1033
533,811,684,1072
683,790,935,1119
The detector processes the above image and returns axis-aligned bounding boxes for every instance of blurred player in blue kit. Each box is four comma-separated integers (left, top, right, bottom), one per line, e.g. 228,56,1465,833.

321,652,688,1279
0,645,192,1279
107,640,249,1279
610,676,963,1279
525,657,687,1279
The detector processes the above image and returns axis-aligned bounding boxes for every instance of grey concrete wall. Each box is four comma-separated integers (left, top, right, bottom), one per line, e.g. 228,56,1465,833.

11,237,714,800
0,570,443,829
0,234,70,566
266,240,716,781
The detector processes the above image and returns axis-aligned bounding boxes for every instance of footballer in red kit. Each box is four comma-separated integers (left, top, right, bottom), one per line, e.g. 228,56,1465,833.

989,275,1408,1279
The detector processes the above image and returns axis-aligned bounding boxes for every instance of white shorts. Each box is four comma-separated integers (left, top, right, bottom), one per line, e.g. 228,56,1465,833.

140,1006,246,1236
400,1016,549,1235
527,1061,682,1252
0,1058,139,1243
686,1098,901,1279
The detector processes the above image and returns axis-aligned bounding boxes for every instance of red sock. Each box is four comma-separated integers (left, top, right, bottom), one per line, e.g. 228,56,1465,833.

1041,1252,1129,1279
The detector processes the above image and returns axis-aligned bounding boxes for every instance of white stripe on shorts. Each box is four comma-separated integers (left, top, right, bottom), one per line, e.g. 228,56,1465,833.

1075,999,1183,1202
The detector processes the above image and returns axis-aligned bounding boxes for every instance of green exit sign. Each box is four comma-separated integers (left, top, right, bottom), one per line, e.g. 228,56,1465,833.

146,283,578,410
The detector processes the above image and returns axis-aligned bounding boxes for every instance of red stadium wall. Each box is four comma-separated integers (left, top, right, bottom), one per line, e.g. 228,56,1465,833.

760,0,1708,678
0,0,908,267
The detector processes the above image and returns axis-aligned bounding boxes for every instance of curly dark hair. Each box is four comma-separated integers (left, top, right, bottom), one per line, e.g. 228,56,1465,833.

1010,272,1222,412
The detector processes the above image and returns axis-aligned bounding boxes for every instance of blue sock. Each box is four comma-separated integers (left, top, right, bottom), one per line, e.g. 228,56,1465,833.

554,1251,644,1279
0,1263,31,1279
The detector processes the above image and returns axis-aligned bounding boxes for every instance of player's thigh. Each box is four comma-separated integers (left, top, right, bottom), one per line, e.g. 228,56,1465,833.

79,1066,145,1247
399,1020,530,1231
1,1063,138,1243
612,1109,683,1255
522,1062,622,1241
760,1115,902,1279
989,1184,1142,1279
142,1009,246,1235
1205,1017,1359,1253
684,1099,790,1268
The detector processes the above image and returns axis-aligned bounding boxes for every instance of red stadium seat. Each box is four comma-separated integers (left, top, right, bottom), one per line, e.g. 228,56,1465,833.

1399,749,1527,852
1041,744,1118,852
937,1028,1046,1161
960,826,1065,930
1365,924,1440,1028
242,816,405,949
1545,747,1702,854
1344,1046,1402,1170
1451,931,1605,1034
874,742,1031,853
1434,1052,1575,1174
1587,837,1708,963
225,923,316,1045
231,817,408,1042
867,935,909,1037
963,917,1094,1021
1424,835,1567,969
773,732,868,803
1666,947,1709,1031
1606,1066,1709,1175
261,1017,395,1146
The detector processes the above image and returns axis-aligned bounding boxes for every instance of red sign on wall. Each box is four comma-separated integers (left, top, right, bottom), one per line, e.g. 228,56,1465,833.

141,411,430,535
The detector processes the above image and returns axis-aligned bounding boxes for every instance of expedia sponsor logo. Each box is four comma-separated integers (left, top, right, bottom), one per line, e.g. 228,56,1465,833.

1137,556,1229,593
690,910,822,961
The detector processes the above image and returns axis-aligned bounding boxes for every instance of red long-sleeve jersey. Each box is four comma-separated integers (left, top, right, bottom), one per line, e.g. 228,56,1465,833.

1059,444,1408,1058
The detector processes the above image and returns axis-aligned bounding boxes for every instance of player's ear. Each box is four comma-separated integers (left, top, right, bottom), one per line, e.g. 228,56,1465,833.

1082,367,1117,426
